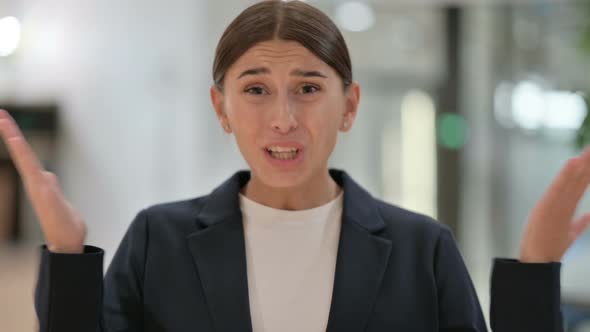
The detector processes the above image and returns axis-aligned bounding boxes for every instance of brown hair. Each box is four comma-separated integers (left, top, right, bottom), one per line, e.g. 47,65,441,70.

212,0,353,93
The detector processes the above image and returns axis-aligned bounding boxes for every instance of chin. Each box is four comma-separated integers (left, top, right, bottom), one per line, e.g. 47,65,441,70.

253,165,311,189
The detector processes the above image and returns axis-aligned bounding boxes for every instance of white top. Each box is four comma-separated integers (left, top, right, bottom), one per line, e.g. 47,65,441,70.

239,190,344,332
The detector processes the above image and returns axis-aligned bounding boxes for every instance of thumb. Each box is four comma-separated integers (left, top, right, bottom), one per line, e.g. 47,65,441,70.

569,212,590,245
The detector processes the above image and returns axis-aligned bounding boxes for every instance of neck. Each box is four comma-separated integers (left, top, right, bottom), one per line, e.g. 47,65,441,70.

241,169,341,210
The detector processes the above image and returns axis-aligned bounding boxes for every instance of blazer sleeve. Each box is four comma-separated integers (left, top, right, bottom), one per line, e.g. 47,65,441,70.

490,258,563,332
34,209,149,332
435,226,488,332
434,226,565,332
34,244,104,331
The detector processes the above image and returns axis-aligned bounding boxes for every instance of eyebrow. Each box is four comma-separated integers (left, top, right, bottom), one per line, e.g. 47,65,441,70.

237,67,328,79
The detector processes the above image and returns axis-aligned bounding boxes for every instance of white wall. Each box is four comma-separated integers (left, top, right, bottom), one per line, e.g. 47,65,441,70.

0,0,252,268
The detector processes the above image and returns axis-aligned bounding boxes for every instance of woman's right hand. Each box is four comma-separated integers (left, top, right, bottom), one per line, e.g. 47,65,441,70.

0,109,86,253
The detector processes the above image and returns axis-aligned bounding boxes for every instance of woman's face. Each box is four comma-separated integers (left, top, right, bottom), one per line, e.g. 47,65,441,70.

211,39,360,188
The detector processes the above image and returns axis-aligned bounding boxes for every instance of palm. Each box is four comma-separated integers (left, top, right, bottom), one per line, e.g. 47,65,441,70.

0,109,86,253
520,146,590,263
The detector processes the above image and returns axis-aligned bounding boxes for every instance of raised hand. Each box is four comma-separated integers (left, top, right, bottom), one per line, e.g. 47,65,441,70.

0,109,86,253
520,146,590,263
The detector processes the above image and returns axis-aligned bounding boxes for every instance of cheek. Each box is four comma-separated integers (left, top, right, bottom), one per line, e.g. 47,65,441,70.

227,104,264,153
308,98,344,130
304,108,341,151
226,99,259,131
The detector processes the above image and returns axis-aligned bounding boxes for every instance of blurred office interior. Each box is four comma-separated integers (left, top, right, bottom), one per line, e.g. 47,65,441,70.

1,0,590,330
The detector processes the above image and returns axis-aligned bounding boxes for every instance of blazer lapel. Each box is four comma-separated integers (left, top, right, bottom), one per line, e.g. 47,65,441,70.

325,169,393,332
187,171,254,332
185,169,392,332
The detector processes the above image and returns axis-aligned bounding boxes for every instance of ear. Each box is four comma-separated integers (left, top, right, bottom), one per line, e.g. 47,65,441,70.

210,85,232,133
340,82,360,132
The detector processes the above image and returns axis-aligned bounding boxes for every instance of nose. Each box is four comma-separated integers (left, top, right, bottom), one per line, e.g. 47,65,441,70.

269,95,298,134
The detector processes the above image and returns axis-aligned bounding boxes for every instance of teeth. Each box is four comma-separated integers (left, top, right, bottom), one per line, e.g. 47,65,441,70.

266,146,298,153
269,150,298,160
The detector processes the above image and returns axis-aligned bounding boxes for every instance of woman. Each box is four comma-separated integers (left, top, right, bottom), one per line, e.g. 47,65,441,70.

0,1,588,331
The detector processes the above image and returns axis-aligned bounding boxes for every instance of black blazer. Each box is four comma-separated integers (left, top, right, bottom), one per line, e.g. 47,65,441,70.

34,169,563,332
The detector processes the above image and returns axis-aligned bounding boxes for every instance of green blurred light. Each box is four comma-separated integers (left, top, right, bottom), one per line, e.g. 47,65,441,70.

437,113,468,150
575,94,590,150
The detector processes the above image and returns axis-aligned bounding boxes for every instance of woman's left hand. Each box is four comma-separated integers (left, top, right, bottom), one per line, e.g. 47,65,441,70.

520,146,590,263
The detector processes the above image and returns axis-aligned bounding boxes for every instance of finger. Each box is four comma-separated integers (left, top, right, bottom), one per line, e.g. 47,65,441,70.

547,158,584,200
540,155,590,219
0,109,45,182
569,212,590,244
580,144,590,162
42,171,60,187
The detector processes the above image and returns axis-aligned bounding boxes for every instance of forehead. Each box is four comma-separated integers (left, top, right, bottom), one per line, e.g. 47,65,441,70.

227,40,334,77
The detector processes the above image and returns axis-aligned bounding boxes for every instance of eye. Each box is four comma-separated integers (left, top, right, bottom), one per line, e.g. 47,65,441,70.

244,86,267,95
299,84,321,94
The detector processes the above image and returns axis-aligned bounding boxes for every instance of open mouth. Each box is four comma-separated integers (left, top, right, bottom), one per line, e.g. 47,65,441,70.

265,147,300,160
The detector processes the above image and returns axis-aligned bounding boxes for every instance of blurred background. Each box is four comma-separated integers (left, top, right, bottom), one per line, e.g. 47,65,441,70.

1,0,590,330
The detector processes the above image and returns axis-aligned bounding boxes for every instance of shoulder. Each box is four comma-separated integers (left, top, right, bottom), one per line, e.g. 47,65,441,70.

368,198,459,271
128,195,210,234
144,196,207,219
371,198,451,246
